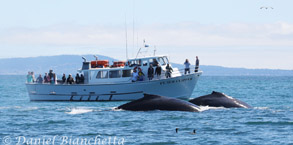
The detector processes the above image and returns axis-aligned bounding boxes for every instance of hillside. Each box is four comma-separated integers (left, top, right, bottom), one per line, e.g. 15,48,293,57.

0,55,292,76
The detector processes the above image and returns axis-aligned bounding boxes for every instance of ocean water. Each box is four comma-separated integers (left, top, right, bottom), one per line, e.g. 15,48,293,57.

0,75,292,145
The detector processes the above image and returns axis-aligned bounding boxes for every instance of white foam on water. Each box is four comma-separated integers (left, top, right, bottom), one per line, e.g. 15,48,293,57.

0,106,22,110
110,107,119,111
0,107,9,110
198,106,226,112
254,107,269,110
113,108,124,111
22,107,39,111
66,108,94,115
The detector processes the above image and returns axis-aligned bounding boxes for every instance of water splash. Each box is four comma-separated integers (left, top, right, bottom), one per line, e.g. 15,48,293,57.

254,107,269,110
66,107,94,115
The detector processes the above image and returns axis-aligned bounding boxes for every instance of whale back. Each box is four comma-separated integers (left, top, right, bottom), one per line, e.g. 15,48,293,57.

189,91,251,108
117,94,200,112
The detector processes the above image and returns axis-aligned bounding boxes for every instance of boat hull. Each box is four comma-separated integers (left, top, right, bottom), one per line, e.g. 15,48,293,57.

26,73,202,101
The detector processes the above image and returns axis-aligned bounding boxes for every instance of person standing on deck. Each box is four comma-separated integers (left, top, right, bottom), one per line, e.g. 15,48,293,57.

26,72,32,83
138,68,145,81
67,74,74,84
62,74,66,84
132,68,139,82
48,70,54,79
155,64,162,79
36,74,43,84
184,59,191,74
50,73,56,84
44,73,50,83
75,73,80,84
195,56,200,72
31,72,36,83
80,74,85,84
148,64,154,80
165,64,173,78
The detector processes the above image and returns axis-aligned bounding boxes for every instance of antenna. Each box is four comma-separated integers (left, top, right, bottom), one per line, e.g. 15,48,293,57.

82,57,87,62
125,14,128,59
137,32,139,50
132,0,135,52
136,48,141,58
154,45,157,56
93,55,98,60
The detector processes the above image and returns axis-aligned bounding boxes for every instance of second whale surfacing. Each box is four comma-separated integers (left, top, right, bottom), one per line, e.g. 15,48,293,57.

189,91,252,108
117,94,201,112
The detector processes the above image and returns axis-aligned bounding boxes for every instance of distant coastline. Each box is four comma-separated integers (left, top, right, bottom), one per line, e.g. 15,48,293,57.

0,55,292,76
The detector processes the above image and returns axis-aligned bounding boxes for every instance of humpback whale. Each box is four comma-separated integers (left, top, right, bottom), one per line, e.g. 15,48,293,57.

117,94,200,112
189,91,251,108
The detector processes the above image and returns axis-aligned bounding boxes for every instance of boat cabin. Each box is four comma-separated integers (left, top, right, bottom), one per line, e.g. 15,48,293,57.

80,56,180,84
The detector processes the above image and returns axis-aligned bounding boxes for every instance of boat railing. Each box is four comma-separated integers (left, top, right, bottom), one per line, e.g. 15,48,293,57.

166,68,201,76
26,67,201,85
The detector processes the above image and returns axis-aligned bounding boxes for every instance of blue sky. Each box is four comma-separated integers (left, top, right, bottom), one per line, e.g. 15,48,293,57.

0,0,292,69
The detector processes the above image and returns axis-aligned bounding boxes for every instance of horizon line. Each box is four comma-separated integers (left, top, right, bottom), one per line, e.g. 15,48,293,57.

0,54,292,71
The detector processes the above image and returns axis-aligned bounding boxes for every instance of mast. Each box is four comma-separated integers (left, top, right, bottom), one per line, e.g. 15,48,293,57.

125,14,128,59
132,0,135,54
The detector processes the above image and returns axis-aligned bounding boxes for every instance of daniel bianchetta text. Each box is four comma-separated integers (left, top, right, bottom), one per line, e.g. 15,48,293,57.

1,135,125,145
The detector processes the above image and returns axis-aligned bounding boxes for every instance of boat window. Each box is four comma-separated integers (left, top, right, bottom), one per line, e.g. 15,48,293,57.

142,60,148,66
149,59,153,64
109,70,122,78
122,69,131,77
129,59,141,67
163,56,169,64
96,70,108,79
149,58,158,67
158,57,166,65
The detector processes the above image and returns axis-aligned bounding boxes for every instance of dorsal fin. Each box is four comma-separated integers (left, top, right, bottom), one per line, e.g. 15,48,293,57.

211,91,225,97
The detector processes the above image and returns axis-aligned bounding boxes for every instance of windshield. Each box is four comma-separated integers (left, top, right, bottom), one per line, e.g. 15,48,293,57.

158,57,166,65
163,56,169,64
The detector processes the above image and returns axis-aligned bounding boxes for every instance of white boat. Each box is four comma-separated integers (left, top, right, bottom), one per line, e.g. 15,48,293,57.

26,55,202,101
